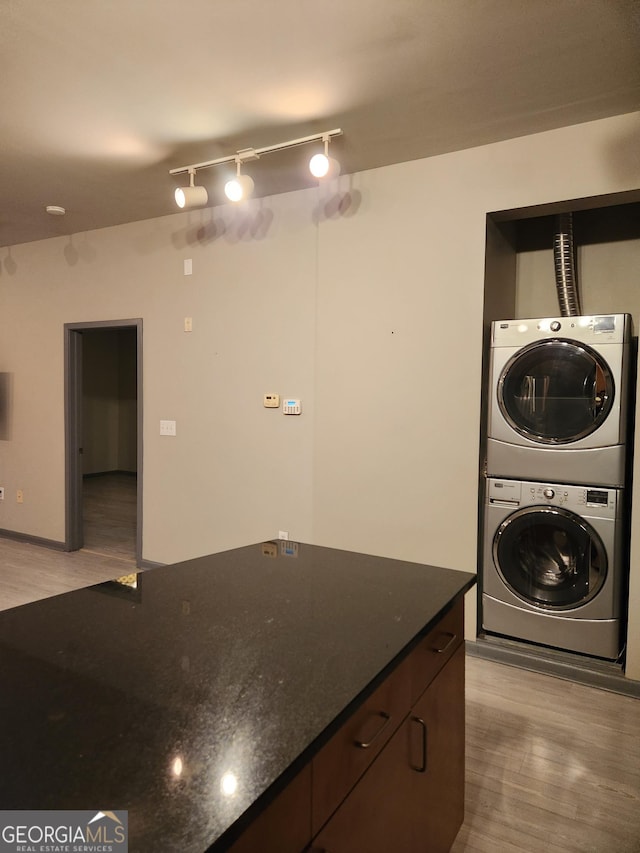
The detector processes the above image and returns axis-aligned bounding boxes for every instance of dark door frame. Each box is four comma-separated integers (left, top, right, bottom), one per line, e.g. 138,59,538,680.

64,319,143,564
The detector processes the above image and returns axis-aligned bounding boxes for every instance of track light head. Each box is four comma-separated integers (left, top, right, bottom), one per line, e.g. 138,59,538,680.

175,169,208,209
309,134,340,179
224,160,255,202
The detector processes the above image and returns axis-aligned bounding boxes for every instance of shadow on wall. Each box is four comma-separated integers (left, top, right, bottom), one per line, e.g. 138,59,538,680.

0,177,366,270
2,250,18,275
171,203,274,249
172,177,364,248
312,188,362,224
603,118,640,185
63,235,98,266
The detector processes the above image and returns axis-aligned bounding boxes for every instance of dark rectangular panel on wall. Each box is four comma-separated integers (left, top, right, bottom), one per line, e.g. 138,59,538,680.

0,373,11,441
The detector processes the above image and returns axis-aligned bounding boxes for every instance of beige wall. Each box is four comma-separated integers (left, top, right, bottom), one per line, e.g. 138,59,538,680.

516,239,640,324
1,111,639,677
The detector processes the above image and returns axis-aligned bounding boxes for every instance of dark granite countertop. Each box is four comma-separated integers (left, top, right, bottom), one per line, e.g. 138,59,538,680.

0,541,475,851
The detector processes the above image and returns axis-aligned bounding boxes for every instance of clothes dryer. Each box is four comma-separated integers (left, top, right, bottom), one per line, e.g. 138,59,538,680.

487,314,632,487
482,477,626,659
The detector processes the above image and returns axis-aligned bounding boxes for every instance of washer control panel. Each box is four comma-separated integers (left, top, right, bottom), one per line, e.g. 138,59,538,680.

488,478,619,518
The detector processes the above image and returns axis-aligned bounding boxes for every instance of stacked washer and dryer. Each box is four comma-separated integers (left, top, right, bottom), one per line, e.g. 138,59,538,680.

481,215,634,660
483,313,633,660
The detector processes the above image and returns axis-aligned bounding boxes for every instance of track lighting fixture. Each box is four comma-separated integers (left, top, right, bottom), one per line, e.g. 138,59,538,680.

224,157,255,202
170,128,342,207
175,169,208,209
309,133,340,179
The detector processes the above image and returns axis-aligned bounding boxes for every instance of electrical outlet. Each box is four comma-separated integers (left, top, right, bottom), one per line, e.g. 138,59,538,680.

16,489,23,503
0,487,4,501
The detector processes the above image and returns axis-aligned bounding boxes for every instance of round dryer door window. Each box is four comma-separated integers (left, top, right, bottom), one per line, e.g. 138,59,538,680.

493,506,607,609
498,339,614,443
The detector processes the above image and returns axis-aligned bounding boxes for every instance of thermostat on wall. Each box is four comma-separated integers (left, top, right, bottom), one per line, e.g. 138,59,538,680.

283,399,301,415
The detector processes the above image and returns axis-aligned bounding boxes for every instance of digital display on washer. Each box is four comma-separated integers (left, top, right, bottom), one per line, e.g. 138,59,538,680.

594,316,615,333
586,489,609,505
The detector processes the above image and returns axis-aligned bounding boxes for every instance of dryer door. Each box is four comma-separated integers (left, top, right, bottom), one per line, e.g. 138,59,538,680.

493,506,608,610
497,339,614,444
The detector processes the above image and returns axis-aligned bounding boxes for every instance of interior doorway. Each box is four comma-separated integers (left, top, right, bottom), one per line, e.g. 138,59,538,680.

65,320,142,565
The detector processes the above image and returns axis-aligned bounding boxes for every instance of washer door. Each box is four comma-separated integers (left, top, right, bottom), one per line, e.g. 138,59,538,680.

493,506,608,609
497,339,614,444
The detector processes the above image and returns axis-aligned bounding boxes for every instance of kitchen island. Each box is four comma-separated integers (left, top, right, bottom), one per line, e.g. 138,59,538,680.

0,541,475,852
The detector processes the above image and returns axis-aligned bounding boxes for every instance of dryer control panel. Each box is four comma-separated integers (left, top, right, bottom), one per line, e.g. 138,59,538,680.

491,313,630,347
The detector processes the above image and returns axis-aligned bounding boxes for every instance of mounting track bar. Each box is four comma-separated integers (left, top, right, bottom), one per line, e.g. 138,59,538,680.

169,129,342,176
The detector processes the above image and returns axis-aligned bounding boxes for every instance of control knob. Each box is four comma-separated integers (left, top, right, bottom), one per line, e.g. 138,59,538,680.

543,488,555,499
550,321,561,332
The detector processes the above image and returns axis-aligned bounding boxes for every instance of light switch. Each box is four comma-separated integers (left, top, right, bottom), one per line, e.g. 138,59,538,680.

184,259,193,276
160,420,177,436
184,317,193,332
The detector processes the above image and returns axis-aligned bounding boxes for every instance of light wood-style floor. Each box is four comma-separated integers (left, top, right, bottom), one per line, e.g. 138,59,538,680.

0,472,137,610
0,486,639,851
452,655,640,853
82,471,137,561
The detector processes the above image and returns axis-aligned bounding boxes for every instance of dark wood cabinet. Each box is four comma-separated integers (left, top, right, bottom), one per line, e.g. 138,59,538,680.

227,765,312,853
230,598,466,853
407,644,465,853
311,643,465,853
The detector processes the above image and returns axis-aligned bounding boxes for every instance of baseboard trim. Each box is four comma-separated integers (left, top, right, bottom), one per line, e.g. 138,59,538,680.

138,559,165,570
0,529,165,571
469,634,640,699
0,528,67,551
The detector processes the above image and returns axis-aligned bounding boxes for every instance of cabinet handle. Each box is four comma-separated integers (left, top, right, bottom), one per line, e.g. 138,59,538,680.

354,710,391,748
432,631,457,654
410,715,428,773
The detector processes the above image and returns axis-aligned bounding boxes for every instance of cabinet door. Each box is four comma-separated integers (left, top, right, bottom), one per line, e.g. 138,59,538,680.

312,652,411,834
310,714,414,853
227,765,311,853
408,644,465,853
311,645,465,853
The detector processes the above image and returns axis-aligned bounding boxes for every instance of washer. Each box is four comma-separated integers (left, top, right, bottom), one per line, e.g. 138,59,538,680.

482,477,626,660
487,314,632,487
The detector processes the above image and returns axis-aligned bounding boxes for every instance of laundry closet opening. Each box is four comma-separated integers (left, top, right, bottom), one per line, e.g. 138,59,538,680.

65,320,143,566
477,195,640,681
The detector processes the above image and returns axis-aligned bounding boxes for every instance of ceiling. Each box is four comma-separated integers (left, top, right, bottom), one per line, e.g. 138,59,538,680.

1,0,639,248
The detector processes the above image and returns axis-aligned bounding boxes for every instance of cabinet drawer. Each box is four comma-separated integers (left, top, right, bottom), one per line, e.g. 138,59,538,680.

409,597,463,704
311,654,411,835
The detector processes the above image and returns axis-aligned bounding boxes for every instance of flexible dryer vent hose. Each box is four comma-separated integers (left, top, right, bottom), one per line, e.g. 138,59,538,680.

553,212,581,317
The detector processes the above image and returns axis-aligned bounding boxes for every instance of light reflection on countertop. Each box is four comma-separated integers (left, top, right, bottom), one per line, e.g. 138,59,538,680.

0,540,474,851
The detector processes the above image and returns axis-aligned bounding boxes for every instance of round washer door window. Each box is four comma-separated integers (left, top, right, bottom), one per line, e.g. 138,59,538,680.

493,506,607,610
498,339,614,444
